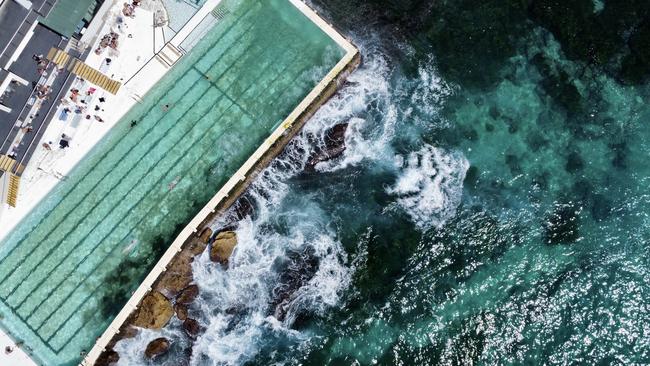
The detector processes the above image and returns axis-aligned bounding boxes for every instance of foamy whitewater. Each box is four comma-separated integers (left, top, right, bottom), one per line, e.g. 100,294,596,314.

115,38,468,365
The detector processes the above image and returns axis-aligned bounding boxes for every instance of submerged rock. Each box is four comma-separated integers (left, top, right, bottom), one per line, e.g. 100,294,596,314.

133,291,174,329
233,196,254,220
590,193,612,222
609,141,627,169
176,284,199,305
565,151,584,173
271,247,320,321
543,202,581,245
95,349,119,366
305,123,348,170
464,165,479,187
175,303,188,321
183,318,201,338
145,337,170,359
210,231,238,264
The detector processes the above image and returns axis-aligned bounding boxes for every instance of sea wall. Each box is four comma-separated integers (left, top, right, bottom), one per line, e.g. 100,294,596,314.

84,46,360,365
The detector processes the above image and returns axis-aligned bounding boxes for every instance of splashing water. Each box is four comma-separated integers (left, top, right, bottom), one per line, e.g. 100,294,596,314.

386,145,469,229
114,32,464,363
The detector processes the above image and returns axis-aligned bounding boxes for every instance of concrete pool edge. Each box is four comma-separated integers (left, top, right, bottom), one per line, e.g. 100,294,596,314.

80,4,360,366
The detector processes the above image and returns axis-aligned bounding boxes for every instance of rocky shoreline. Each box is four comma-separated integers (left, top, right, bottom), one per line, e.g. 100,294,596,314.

95,229,239,365
95,121,351,365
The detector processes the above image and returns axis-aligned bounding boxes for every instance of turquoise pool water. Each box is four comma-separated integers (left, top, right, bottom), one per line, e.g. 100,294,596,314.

0,0,344,364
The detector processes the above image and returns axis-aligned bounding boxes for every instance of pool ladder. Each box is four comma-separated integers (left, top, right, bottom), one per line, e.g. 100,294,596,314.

211,4,229,20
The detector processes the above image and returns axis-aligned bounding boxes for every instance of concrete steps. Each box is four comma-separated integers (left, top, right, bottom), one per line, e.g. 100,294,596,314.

7,174,20,208
155,43,185,68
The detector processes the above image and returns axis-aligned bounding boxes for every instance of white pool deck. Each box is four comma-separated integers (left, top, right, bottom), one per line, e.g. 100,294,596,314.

0,0,357,365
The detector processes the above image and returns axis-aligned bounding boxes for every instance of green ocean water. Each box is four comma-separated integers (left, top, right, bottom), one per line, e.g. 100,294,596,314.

115,0,650,364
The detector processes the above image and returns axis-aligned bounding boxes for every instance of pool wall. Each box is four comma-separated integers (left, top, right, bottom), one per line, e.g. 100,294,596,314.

81,1,359,364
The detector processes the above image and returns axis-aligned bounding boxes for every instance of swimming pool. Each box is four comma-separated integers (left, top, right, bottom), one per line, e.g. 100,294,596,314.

0,0,344,364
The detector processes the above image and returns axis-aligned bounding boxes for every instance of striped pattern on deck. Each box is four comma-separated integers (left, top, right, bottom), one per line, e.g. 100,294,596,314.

0,155,16,172
45,47,72,68
68,59,122,95
7,174,20,208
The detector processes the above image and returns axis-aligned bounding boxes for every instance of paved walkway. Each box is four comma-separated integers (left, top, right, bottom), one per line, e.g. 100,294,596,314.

0,329,35,366
0,0,161,240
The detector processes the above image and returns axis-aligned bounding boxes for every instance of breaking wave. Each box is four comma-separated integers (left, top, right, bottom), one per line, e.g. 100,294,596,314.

386,144,469,230
115,38,464,365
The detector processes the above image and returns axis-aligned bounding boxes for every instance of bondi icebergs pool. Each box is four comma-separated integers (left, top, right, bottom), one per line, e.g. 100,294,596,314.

0,0,358,364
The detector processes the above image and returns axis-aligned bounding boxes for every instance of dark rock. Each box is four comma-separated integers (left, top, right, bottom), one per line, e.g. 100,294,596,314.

210,231,238,264
614,9,650,84
95,349,119,366
145,337,170,359
183,318,201,338
609,141,627,169
525,132,548,152
531,51,583,113
590,193,612,221
565,151,584,173
488,106,501,119
462,126,479,141
233,196,254,220
528,0,619,66
505,154,521,174
484,122,495,132
175,303,188,321
270,247,320,321
532,171,551,190
305,123,348,170
133,291,174,329
543,202,581,245
417,0,529,88
571,179,593,201
176,284,199,305
465,165,479,187
119,325,138,340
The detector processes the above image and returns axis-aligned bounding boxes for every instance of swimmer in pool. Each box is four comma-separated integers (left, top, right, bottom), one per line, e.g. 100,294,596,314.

122,239,138,254
168,176,180,190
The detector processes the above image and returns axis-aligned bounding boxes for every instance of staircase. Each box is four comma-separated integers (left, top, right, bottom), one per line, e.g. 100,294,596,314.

211,4,229,20
6,173,20,207
155,43,185,68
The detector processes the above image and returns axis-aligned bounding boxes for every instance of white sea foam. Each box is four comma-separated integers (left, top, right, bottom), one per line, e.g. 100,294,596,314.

188,214,350,365
311,52,396,172
116,35,460,365
386,144,469,229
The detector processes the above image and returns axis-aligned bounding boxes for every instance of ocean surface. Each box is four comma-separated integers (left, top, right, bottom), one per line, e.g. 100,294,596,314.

117,0,650,364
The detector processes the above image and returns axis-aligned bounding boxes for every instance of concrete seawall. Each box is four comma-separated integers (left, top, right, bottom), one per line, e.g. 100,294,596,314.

82,3,360,364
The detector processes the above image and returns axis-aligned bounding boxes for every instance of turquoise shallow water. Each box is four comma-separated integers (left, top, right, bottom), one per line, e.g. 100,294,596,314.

0,0,343,364
110,1,650,365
